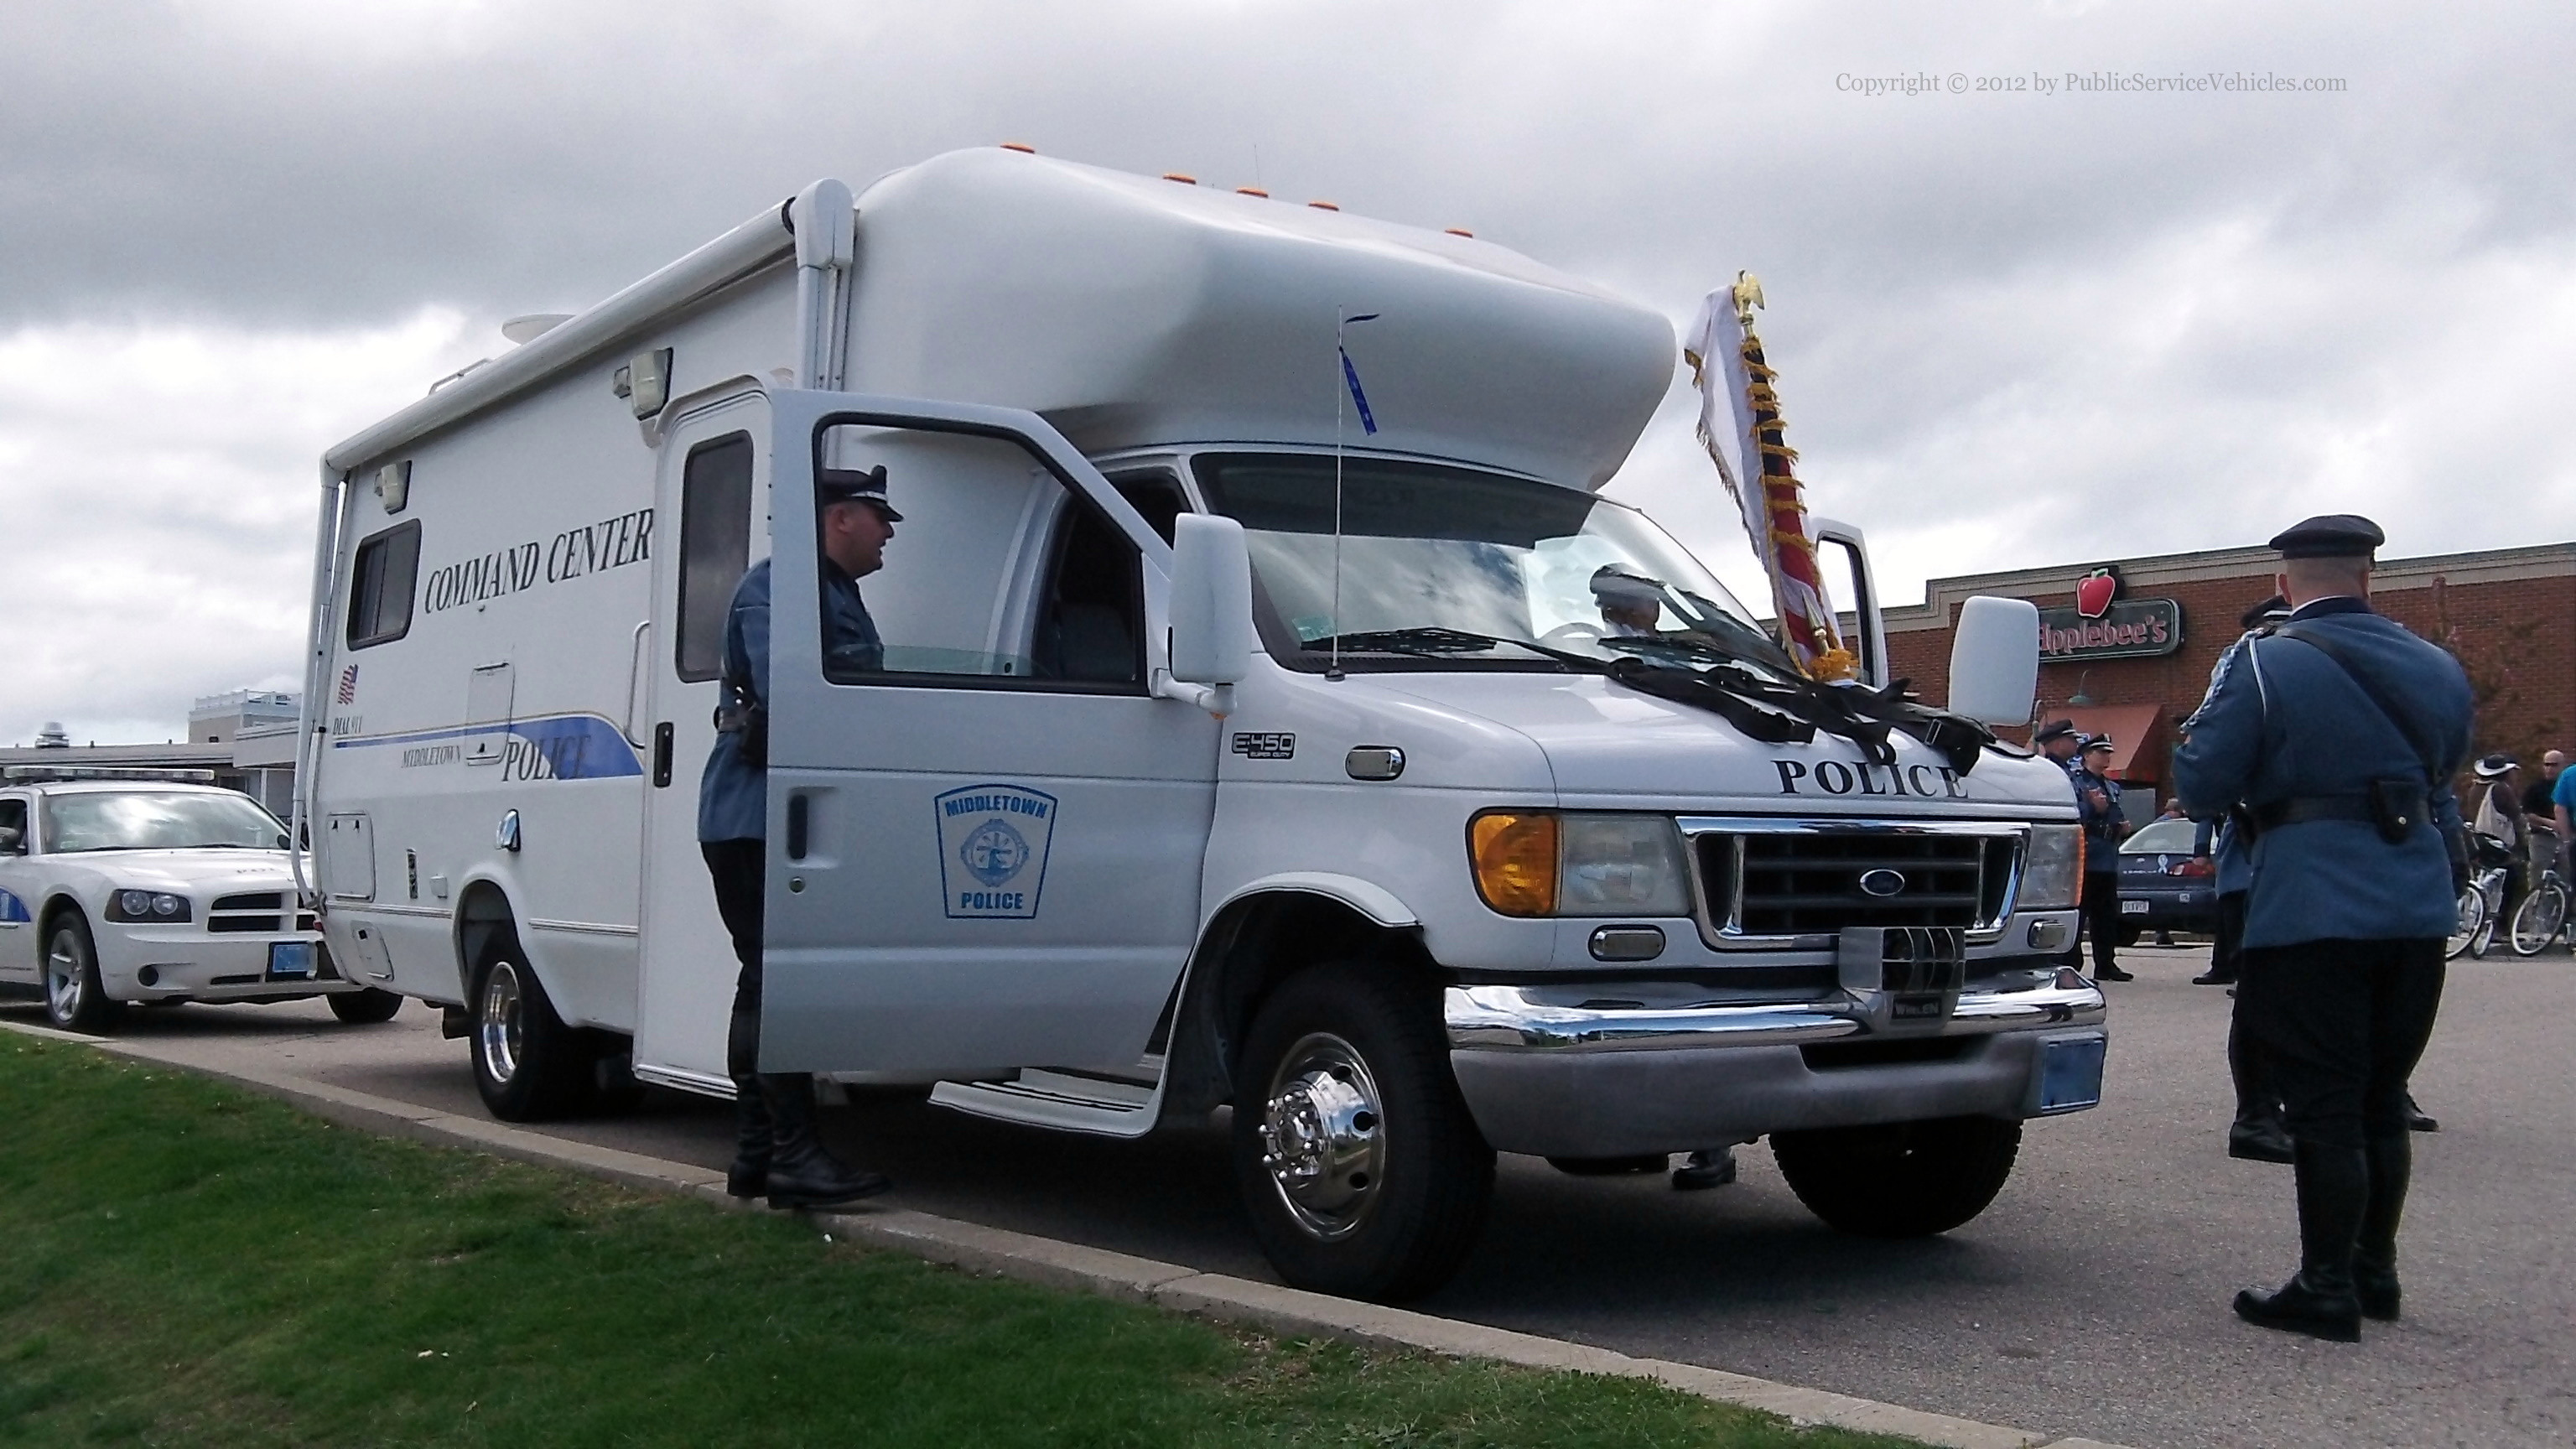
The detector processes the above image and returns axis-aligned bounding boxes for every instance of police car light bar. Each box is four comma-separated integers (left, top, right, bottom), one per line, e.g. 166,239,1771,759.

1,766,221,784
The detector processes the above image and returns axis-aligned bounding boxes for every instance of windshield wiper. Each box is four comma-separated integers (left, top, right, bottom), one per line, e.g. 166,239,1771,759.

1303,627,1540,657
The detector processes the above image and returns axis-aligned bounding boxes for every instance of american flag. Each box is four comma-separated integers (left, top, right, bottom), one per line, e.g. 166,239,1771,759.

336,664,359,705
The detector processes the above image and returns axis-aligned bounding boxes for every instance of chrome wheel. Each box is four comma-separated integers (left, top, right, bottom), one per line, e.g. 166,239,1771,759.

479,959,525,1085
44,935,86,1025
1258,1031,1387,1242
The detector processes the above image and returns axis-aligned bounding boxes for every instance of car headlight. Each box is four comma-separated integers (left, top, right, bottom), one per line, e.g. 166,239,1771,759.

1469,811,1691,918
106,889,192,923
2012,826,2083,912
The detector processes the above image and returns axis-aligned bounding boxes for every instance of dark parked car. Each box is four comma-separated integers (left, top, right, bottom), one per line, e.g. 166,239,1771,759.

2113,817,2220,945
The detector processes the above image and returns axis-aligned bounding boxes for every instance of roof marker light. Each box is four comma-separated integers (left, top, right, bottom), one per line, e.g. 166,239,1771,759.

1000,142,1036,153
1307,200,1340,210
1236,186,1269,197
1162,172,1197,184
1444,227,1474,238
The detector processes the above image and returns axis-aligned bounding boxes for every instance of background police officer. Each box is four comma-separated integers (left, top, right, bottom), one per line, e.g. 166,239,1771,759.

699,465,901,1210
2071,735,2134,980
2174,514,2471,1343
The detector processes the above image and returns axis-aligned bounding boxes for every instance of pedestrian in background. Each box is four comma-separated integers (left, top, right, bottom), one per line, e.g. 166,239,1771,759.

2174,514,2471,1343
2072,735,2134,981
2521,750,2563,821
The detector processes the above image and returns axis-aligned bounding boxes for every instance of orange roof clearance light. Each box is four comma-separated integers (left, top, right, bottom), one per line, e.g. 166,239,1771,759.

1443,227,1474,238
1236,186,1270,197
1307,200,1340,210
1468,812,1559,917
1000,143,1036,153
1162,172,1198,184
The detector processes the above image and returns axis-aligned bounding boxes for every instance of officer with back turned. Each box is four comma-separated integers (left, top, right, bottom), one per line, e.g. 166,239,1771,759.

699,465,901,1210
2174,514,2471,1343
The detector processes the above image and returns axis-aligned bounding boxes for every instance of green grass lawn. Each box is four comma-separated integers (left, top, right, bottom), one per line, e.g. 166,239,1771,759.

0,1036,1924,1448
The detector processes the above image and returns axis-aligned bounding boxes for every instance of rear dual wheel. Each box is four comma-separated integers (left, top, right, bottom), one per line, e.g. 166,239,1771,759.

328,987,404,1024
1232,962,1493,1302
1773,1115,2023,1238
469,948,634,1119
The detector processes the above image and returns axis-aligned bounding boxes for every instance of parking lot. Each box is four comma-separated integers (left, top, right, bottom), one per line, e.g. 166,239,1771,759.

18,941,2573,1449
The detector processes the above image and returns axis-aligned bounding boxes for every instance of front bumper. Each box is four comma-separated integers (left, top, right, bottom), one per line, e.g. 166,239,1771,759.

1444,974,2107,1158
96,929,351,1002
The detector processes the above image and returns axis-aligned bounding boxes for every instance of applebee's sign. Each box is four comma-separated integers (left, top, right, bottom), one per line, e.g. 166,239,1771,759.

2036,568,2183,661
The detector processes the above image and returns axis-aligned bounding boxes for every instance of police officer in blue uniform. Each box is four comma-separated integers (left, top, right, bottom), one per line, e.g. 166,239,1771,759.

2174,514,2471,1342
699,465,900,1210
2070,735,2135,980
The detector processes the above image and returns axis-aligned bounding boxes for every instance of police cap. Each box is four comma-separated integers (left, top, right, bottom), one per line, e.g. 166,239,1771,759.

2033,719,2079,745
818,465,903,522
2267,513,2382,559
2080,734,2115,755
1588,566,1664,607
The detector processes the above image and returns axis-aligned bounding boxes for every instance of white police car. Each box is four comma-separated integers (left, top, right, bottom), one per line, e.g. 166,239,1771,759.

0,774,397,1031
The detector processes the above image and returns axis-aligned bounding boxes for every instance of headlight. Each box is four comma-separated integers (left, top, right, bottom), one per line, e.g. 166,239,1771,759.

2013,826,2083,912
106,889,192,923
1469,811,1691,918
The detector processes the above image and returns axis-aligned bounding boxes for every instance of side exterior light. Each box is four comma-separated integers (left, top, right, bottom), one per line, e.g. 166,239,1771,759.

1468,812,1558,916
1468,811,1694,918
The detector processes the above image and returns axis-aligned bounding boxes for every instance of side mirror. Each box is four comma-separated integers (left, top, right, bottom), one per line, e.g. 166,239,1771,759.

1948,595,2040,726
1167,514,1256,686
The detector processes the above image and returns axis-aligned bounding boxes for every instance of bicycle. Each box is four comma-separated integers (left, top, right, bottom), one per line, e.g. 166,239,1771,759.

2507,863,2570,956
2449,863,2506,960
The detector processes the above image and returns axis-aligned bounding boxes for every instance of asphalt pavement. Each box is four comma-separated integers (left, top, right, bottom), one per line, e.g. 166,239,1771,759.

19,943,2573,1449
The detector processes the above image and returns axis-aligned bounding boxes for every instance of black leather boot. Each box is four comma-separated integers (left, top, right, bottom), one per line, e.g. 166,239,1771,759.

761,1072,892,1210
2235,1140,2366,1342
725,1008,770,1199
2227,1113,2294,1164
2355,1131,2412,1321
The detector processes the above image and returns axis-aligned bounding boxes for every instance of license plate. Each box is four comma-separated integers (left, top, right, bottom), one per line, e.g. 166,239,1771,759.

2040,1035,2107,1113
268,942,315,979
2120,899,2149,914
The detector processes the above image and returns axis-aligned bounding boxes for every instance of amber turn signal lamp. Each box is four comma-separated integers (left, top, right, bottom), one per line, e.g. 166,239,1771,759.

1469,812,1559,917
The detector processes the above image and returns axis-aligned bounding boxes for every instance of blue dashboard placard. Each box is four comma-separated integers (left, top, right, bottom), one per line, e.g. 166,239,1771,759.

934,784,1057,920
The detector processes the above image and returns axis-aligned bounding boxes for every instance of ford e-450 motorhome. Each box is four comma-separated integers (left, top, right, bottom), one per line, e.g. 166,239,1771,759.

297,147,2103,1300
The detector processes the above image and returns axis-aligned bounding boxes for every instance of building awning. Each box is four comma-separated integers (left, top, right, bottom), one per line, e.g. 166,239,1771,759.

2053,703,2168,782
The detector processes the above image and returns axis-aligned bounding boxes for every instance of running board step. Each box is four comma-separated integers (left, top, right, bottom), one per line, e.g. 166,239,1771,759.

930,1068,1160,1138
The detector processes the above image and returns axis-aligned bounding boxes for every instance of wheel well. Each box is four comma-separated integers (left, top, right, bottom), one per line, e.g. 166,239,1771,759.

1161,891,1436,1118
36,895,86,945
452,881,522,998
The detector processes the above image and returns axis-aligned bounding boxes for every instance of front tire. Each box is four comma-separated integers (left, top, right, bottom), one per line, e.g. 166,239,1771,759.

2446,887,2485,961
1231,962,1493,1301
43,915,122,1034
328,987,405,1025
468,951,589,1121
2509,883,2568,957
1773,1115,2023,1238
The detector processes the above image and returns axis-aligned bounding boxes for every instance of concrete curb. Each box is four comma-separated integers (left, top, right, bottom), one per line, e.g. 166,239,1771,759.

5,1017,2136,1449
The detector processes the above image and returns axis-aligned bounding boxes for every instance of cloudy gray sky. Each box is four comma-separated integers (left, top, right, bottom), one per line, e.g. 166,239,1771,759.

3,0,2568,745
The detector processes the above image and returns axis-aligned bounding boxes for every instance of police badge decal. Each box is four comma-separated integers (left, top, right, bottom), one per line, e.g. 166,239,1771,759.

933,783,1059,919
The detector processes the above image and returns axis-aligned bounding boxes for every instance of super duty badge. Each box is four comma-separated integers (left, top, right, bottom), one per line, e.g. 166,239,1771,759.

1231,732,1296,761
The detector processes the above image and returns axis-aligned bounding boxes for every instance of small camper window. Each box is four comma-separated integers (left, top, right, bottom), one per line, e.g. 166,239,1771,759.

676,433,756,682
345,520,422,650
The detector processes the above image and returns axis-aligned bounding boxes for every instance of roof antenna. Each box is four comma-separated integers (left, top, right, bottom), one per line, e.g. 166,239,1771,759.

1330,309,1379,682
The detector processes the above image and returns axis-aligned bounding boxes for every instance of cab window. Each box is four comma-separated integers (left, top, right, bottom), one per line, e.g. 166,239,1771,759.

346,520,422,649
810,424,1145,692
0,797,26,854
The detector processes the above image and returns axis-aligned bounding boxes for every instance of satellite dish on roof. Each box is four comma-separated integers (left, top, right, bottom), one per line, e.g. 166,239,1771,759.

34,721,70,748
501,314,574,345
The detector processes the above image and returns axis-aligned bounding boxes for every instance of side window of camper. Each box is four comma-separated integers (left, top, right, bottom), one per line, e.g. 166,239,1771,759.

345,520,422,650
812,424,1145,691
675,433,756,682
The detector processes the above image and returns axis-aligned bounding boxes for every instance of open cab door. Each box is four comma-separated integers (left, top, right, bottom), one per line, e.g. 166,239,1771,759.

756,392,1222,1126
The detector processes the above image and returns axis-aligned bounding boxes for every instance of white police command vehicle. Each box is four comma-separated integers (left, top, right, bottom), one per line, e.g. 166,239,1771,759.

0,772,395,1031
296,148,2105,1299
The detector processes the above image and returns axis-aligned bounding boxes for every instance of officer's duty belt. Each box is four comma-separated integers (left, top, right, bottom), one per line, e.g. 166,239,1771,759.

2249,795,2381,832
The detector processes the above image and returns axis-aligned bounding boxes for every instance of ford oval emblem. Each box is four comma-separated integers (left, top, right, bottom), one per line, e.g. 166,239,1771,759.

1857,868,1907,897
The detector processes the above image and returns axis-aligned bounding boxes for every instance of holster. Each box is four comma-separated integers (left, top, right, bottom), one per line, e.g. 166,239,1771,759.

2366,778,2428,845
714,689,768,771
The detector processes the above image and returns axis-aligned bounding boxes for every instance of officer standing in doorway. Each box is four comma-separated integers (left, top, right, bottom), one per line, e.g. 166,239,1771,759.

2071,735,2134,981
2174,514,2471,1343
699,465,901,1210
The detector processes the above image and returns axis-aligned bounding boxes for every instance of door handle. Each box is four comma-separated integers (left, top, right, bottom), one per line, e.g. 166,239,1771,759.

652,723,673,787
785,792,810,861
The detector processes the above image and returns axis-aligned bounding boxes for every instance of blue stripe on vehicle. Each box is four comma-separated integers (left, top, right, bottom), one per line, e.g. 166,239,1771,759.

330,713,643,780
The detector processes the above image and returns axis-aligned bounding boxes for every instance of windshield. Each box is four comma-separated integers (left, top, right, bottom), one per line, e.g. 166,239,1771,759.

2122,818,2199,854
40,792,288,854
1192,453,1793,675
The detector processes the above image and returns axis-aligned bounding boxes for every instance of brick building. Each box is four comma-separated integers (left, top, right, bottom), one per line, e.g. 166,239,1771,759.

1881,543,2576,813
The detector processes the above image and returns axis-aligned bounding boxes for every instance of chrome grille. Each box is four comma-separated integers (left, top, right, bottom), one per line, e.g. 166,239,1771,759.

1684,820,2024,946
